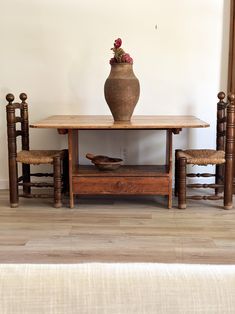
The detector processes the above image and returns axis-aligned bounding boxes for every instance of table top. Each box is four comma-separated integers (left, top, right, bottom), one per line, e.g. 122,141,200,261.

30,115,209,130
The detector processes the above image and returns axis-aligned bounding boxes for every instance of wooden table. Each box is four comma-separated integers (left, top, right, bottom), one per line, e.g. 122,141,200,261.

31,115,209,208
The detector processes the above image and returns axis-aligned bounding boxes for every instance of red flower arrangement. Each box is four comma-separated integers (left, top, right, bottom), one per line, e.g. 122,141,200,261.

109,38,133,65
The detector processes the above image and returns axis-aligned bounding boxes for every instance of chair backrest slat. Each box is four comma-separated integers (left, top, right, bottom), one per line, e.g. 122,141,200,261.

8,103,24,110
15,130,23,137
6,93,29,157
15,117,23,123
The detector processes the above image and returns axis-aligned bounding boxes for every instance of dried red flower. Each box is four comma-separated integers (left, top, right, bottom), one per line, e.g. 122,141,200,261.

114,38,122,49
110,38,133,64
121,53,133,64
109,57,116,65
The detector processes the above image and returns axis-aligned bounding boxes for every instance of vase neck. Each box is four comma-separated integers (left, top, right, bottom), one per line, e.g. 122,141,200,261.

111,63,133,69
109,63,136,78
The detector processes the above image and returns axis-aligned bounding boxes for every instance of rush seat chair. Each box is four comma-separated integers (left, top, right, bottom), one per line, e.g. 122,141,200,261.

6,93,68,208
175,92,235,209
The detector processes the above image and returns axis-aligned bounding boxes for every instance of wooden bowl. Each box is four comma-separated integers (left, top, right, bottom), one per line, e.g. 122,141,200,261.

86,153,123,171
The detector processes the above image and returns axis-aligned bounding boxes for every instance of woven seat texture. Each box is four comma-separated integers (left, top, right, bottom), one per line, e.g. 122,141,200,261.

16,150,63,164
177,149,225,165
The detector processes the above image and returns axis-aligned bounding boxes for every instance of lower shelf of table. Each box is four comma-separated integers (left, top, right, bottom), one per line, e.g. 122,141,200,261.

72,165,171,195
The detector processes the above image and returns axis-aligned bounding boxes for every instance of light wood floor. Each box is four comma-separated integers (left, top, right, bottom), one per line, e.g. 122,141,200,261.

0,189,235,264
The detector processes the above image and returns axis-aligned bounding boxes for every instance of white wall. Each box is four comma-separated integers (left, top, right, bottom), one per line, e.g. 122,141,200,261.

0,0,230,188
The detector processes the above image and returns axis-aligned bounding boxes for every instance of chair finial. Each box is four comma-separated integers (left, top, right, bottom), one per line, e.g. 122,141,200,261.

19,93,27,102
217,91,225,101
6,93,15,103
228,93,235,103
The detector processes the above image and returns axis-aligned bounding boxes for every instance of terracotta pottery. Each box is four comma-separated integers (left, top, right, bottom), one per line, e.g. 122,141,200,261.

86,153,123,171
104,63,140,121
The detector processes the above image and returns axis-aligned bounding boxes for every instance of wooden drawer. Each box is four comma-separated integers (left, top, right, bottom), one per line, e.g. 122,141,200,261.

72,176,169,195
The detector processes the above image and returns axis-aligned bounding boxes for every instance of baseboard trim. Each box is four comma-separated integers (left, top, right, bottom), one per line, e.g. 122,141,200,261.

0,180,8,190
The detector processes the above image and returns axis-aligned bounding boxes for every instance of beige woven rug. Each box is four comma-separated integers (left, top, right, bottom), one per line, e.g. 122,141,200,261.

0,263,235,314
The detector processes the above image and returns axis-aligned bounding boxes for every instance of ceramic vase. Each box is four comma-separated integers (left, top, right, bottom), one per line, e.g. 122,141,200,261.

104,63,140,122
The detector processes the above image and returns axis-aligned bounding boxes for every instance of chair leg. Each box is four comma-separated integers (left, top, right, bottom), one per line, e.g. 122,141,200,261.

174,149,181,196
178,157,187,209
215,164,224,195
53,156,62,208
8,158,19,208
22,163,31,195
224,157,233,210
62,149,69,194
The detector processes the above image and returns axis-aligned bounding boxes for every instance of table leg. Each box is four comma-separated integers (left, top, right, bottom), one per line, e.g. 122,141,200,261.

166,130,173,209
68,129,78,208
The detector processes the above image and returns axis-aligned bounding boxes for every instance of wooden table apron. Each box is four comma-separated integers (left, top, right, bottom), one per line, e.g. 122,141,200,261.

30,115,209,208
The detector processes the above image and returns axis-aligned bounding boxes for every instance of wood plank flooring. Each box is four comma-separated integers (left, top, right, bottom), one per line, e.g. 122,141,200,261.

0,189,235,264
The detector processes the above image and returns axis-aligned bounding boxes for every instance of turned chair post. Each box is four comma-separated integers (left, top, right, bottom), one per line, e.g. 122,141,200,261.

174,149,182,197
215,92,227,194
20,93,31,195
224,93,235,209
6,94,19,207
178,157,187,209
62,149,69,194
53,155,62,208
